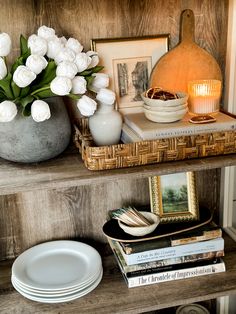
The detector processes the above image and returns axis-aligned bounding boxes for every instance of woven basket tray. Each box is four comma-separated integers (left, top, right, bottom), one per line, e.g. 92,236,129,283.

73,115,236,171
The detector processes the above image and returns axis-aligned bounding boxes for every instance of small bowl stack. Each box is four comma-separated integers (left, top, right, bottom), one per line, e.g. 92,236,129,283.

141,88,189,123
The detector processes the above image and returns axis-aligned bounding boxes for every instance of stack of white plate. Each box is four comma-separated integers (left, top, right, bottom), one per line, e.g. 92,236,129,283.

141,92,189,123
11,240,103,303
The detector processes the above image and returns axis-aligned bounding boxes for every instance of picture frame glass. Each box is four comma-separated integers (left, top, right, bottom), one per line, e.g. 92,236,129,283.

91,36,169,113
149,172,199,224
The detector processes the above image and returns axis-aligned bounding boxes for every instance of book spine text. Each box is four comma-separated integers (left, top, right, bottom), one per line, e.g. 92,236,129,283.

126,260,225,288
118,238,224,265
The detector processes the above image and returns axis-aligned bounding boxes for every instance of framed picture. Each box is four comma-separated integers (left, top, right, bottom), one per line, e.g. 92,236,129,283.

91,35,169,113
149,172,199,224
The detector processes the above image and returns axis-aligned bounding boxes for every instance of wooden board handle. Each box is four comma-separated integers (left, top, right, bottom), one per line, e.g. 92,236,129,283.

180,9,195,43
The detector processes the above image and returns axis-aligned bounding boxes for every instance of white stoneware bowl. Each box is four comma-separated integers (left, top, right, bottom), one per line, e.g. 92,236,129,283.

143,103,188,112
118,211,160,237
143,107,188,123
141,92,188,107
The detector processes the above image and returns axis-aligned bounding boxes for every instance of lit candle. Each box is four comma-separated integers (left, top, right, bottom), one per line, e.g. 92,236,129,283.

188,80,222,115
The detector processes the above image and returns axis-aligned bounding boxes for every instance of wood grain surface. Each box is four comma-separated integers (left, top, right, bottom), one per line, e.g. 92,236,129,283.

0,150,231,260
0,0,229,261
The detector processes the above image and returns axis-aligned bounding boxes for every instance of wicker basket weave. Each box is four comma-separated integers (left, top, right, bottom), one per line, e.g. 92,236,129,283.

73,116,236,171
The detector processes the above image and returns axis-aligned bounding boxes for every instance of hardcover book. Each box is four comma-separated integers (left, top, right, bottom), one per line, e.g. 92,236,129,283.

121,258,225,288
109,238,224,273
119,222,222,254
122,112,236,141
116,237,224,265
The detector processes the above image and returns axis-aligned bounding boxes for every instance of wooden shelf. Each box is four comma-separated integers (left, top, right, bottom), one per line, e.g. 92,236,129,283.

0,147,236,195
1,233,236,313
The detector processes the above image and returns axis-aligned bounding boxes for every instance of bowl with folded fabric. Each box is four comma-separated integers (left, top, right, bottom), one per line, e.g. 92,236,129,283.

141,87,188,122
141,87,188,107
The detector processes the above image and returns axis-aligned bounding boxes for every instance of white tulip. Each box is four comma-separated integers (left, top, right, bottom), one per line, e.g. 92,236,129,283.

66,38,83,54
37,25,55,41
28,34,48,56
31,100,51,122
0,57,7,79
55,47,76,65
72,76,87,94
75,53,91,73
90,73,109,92
13,65,36,88
50,76,72,95
96,88,116,105
0,101,17,122
56,61,78,79
86,51,99,69
0,33,11,57
77,95,97,116
60,36,67,46
26,55,47,75
47,36,64,59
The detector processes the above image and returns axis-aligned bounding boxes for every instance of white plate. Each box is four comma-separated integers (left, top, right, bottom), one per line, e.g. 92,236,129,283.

11,270,103,304
12,265,103,295
143,107,188,123
12,240,102,291
11,269,103,298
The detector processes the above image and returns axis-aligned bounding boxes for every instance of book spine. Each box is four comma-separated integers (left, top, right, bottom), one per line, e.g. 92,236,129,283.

125,257,221,277
118,238,224,265
121,250,224,273
121,126,141,143
125,260,225,288
171,229,222,246
109,238,224,272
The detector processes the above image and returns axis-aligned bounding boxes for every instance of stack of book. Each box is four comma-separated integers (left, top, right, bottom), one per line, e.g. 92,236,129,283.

121,112,236,143
108,222,225,288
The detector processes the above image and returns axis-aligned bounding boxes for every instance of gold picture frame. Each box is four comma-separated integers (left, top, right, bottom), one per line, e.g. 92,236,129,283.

149,172,199,224
91,35,169,114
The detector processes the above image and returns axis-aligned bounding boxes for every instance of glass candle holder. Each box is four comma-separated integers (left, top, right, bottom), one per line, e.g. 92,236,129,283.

188,80,222,115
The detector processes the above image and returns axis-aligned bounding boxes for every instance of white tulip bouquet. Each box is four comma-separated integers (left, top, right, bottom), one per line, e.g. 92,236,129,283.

0,25,116,123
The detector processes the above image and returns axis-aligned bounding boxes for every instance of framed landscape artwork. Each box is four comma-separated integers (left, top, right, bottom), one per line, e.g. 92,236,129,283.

91,35,169,113
149,172,199,224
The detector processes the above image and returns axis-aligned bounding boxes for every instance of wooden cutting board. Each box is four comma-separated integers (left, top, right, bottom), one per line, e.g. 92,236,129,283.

149,9,222,93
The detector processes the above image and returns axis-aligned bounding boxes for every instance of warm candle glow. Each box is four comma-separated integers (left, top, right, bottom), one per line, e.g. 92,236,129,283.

188,80,222,115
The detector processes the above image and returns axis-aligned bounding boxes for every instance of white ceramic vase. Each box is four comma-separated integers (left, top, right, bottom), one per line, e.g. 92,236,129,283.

88,102,122,146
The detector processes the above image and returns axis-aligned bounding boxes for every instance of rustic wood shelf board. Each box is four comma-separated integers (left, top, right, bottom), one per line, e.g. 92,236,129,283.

0,149,236,195
0,234,236,314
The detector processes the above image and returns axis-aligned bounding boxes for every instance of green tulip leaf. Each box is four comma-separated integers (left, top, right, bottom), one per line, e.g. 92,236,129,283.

86,76,95,86
10,56,24,74
79,65,104,76
20,35,28,56
31,85,56,99
20,86,31,98
31,61,57,91
11,81,21,98
20,95,34,108
0,73,14,99
91,65,104,73
22,103,32,117
67,94,82,100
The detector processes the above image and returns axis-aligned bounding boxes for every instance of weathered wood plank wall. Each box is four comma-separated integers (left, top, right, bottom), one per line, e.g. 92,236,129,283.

0,0,228,260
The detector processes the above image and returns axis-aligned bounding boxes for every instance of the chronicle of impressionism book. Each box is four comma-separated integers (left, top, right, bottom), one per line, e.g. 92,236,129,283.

115,237,224,265
122,111,236,142
108,238,224,274
121,258,226,288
